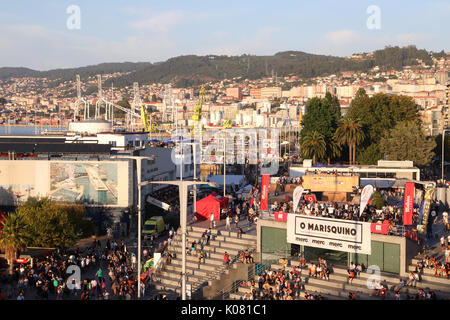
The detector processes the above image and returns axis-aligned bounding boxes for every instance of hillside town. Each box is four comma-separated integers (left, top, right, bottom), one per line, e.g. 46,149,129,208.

1,0,450,309
1,51,449,136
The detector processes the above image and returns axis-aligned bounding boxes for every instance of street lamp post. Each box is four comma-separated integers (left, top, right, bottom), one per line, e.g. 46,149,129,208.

193,142,198,214
177,139,200,211
223,131,226,198
150,180,217,300
180,141,183,182
442,129,448,183
135,180,148,299
137,185,142,299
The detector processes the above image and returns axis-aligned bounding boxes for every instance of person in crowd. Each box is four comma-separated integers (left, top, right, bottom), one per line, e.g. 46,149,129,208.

234,214,240,230
226,215,232,232
347,268,356,284
223,252,230,266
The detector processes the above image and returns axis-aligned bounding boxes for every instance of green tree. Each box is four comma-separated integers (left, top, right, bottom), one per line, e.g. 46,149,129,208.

370,191,386,210
357,143,383,165
380,121,436,167
301,131,326,164
300,95,340,162
324,91,341,120
347,90,419,164
334,117,365,165
0,212,31,274
17,198,95,248
327,137,342,165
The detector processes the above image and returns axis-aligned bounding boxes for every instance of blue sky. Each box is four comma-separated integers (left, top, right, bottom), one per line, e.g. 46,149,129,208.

0,0,449,70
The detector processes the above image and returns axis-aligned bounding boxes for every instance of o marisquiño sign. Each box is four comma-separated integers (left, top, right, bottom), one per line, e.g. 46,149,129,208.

287,214,371,255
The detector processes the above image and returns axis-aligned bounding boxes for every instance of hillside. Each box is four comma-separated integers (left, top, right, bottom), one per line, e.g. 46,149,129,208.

107,46,435,88
0,46,443,87
0,67,39,79
0,62,151,81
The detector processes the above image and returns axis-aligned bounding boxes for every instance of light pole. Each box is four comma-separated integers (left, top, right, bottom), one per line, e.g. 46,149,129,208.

150,180,217,300
193,142,199,214
442,129,449,183
223,131,226,198
176,138,201,211
136,179,147,299
180,140,183,182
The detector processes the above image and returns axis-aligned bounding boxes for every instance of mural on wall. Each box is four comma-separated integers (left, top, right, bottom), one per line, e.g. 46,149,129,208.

50,163,118,205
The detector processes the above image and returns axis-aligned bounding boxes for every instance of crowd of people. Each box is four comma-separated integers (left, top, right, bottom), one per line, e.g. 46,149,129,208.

241,268,303,300
415,254,450,279
239,256,332,300
270,198,409,228
0,238,155,300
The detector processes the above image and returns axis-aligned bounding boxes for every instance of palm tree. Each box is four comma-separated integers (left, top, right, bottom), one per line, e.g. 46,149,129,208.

334,117,365,165
0,212,30,275
301,131,326,164
351,121,365,165
327,137,342,165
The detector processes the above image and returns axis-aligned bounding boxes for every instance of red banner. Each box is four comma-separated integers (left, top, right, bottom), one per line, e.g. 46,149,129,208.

274,212,288,222
304,194,317,203
403,182,415,226
14,258,28,264
260,175,270,211
371,221,389,234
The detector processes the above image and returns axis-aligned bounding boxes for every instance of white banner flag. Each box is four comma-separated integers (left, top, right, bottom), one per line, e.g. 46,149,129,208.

359,185,375,216
292,186,304,214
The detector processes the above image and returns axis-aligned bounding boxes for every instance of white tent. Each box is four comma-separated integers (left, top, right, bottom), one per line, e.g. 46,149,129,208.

207,175,247,188
236,184,253,199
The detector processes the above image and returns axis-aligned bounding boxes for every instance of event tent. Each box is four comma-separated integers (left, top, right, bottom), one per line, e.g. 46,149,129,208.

195,194,229,221
207,175,247,188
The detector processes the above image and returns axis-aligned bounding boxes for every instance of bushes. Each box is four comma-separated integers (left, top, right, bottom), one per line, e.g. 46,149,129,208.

370,192,386,210
15,198,96,249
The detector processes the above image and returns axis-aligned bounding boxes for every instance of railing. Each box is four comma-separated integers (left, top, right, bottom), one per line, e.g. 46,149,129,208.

215,248,257,300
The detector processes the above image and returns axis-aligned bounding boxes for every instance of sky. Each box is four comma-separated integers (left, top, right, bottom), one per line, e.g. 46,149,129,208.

0,0,449,70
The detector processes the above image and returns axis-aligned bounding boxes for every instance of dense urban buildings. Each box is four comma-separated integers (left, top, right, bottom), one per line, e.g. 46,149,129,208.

0,32,449,304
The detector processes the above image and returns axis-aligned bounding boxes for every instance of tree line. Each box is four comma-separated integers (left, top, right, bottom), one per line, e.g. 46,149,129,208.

0,198,96,274
300,89,436,167
1,45,444,87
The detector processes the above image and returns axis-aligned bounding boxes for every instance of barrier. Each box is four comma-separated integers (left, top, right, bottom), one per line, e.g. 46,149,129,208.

274,212,288,222
370,220,389,234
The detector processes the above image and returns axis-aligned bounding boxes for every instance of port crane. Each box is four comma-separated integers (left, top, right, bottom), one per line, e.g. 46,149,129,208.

222,120,233,128
140,105,160,133
73,76,171,134
191,85,205,136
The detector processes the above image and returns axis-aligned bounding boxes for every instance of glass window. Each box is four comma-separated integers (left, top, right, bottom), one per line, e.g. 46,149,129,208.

368,172,377,178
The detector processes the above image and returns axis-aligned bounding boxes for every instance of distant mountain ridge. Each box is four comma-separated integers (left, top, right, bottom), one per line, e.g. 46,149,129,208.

0,46,445,88
0,62,152,81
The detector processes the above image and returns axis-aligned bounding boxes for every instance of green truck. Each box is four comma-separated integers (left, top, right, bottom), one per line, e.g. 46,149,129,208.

142,216,165,238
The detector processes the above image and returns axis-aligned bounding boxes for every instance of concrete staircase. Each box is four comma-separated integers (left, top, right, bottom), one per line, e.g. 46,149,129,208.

152,225,257,298
230,258,450,300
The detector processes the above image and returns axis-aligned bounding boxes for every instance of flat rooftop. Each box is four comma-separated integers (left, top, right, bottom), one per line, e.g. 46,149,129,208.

0,141,111,155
